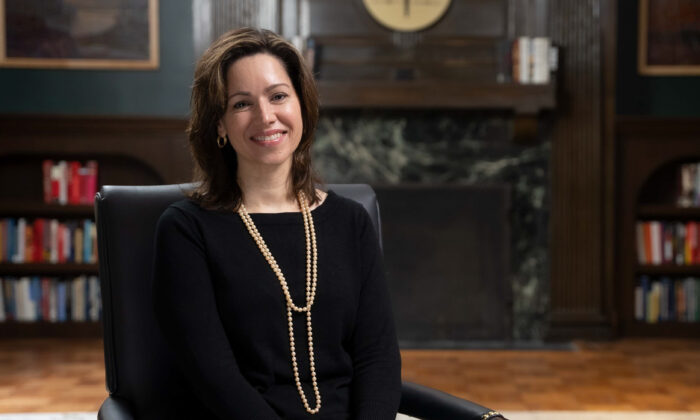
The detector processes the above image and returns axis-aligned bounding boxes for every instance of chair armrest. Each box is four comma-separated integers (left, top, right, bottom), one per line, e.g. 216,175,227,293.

98,396,136,420
399,381,499,420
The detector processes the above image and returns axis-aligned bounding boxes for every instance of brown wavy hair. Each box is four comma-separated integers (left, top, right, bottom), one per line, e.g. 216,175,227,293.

187,27,321,211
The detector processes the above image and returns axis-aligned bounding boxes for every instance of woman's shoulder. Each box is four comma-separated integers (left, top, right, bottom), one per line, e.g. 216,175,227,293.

322,188,373,224
157,198,216,228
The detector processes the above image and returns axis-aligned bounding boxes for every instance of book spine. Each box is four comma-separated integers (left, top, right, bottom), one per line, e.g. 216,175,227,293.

85,160,98,204
42,160,54,204
636,222,646,264
0,278,5,322
531,37,550,84
57,160,68,206
68,161,81,205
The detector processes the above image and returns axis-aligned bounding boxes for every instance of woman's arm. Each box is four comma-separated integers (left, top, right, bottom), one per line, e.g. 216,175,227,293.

350,209,402,420
152,206,281,420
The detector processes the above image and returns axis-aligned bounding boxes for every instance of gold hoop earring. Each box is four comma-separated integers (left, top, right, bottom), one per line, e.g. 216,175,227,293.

217,135,228,148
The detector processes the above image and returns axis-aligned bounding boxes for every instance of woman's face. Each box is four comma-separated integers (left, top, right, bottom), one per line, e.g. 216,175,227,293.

217,53,303,174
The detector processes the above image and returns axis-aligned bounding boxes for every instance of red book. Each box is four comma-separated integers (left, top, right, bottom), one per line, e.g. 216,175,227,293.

694,222,700,264
41,277,51,321
84,160,98,204
42,160,53,204
643,222,653,265
686,222,696,265
68,161,81,205
33,219,44,262
24,224,34,263
57,223,65,263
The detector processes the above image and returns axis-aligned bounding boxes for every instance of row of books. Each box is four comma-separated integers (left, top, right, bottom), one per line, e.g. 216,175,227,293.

0,276,101,322
0,218,97,264
499,36,556,85
678,162,700,207
43,160,99,205
634,276,699,323
636,220,700,265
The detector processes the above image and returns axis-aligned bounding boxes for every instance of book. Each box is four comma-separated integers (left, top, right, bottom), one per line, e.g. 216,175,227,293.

650,221,662,265
532,37,550,84
0,278,5,322
14,218,26,263
647,281,661,323
68,161,81,205
636,222,646,264
42,160,53,204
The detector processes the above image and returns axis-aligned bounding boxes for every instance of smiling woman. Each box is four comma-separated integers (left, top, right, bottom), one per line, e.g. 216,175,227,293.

150,27,404,420
216,54,304,185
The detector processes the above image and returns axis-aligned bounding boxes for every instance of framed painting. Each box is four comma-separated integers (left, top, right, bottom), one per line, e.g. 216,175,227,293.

0,0,159,70
638,0,700,75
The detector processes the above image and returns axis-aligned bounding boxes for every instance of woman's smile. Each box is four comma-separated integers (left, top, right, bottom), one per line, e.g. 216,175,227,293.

250,129,287,146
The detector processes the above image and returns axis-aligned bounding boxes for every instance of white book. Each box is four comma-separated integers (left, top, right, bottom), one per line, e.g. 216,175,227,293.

88,275,101,321
50,165,61,204
548,44,559,72
532,37,550,84
650,221,663,265
72,276,86,322
634,285,644,321
0,278,5,322
50,219,59,263
18,277,32,321
14,218,26,263
518,36,532,84
57,160,68,205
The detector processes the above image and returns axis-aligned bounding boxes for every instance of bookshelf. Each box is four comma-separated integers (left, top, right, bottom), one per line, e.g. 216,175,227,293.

0,116,192,338
618,117,700,337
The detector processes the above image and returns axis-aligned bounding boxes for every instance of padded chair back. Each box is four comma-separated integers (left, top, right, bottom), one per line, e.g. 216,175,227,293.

95,183,382,417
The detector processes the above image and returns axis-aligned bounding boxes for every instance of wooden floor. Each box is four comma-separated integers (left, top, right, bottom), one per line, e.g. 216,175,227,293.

0,338,698,413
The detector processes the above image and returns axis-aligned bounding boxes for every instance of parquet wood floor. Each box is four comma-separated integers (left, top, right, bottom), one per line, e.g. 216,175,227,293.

0,338,697,413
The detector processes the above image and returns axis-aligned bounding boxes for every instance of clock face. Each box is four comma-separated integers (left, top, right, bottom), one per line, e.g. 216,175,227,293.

362,0,452,32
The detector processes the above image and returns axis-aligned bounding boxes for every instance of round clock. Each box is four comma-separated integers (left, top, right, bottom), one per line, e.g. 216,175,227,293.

362,0,452,32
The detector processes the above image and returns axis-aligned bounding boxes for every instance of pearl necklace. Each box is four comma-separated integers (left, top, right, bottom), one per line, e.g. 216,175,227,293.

237,192,321,415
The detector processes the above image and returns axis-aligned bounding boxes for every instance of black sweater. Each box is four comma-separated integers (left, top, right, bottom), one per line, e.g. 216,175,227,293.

152,190,401,420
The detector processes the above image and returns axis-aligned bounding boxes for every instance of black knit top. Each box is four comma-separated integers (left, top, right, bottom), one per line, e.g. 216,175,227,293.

152,190,401,420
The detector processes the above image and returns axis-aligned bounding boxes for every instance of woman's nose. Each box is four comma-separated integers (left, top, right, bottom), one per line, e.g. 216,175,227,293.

257,101,276,125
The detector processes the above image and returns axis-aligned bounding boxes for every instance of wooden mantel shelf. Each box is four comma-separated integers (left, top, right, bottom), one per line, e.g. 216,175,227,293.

317,80,556,114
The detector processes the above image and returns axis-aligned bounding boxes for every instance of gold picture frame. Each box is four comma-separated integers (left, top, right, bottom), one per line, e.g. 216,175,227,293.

638,0,700,76
0,0,159,70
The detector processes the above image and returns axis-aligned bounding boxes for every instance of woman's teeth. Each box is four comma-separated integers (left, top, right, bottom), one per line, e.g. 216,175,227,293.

252,132,282,142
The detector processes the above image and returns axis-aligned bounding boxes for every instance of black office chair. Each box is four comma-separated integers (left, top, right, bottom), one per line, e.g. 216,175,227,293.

95,183,498,420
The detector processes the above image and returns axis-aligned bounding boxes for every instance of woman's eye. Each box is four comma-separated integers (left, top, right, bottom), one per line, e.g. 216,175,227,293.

271,93,288,102
232,101,249,109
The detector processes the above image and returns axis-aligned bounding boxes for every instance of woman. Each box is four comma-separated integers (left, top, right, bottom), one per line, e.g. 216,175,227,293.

152,27,402,419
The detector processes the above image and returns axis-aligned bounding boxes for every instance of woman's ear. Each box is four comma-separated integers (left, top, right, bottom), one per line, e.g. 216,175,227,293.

217,120,227,138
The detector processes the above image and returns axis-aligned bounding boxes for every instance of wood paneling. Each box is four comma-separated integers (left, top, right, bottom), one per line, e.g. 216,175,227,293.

0,116,193,186
548,0,613,338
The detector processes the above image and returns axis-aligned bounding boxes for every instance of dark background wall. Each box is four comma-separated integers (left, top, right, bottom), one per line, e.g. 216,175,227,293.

616,0,700,116
0,0,194,117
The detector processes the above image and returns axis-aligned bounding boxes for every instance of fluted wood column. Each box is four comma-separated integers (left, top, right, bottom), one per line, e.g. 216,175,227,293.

548,0,614,338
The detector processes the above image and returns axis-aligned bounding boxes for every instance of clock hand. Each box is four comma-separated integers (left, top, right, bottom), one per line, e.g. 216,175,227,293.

404,0,410,16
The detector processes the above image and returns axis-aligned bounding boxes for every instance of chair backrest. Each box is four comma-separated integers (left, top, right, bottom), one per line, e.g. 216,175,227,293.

95,183,382,417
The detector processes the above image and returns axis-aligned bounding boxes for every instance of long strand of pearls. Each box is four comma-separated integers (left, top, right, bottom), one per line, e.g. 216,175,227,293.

238,192,321,414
